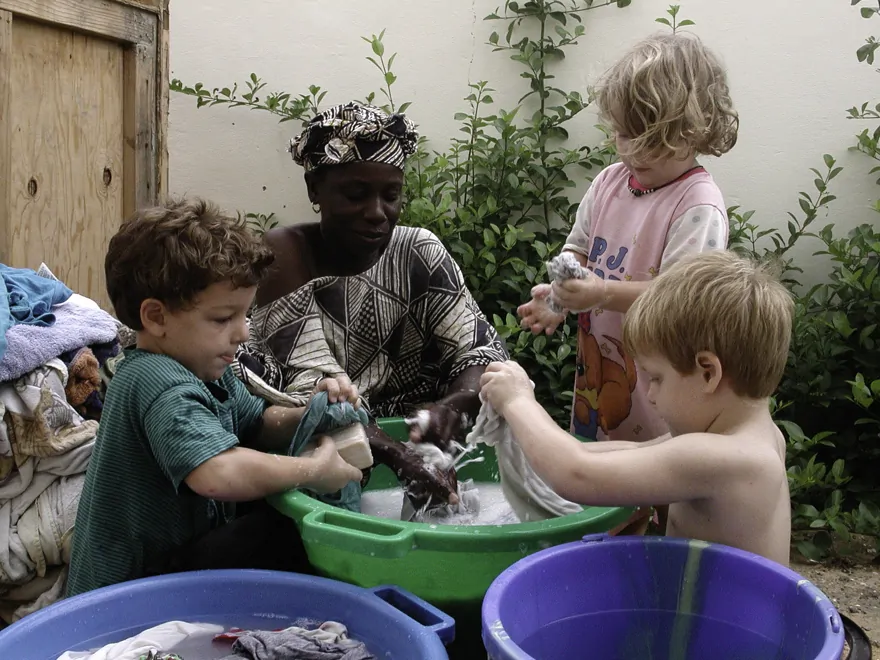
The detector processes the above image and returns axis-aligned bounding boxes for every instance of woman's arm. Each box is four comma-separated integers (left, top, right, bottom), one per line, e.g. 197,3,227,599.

437,366,485,419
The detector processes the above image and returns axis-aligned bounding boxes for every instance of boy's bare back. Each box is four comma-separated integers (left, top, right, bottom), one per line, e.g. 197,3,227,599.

666,416,790,565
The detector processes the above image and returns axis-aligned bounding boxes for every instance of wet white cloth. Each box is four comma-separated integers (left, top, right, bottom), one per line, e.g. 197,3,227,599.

465,393,582,522
57,620,224,660
220,621,374,659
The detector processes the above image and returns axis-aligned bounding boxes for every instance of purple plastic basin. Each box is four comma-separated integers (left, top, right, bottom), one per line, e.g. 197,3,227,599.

482,534,844,660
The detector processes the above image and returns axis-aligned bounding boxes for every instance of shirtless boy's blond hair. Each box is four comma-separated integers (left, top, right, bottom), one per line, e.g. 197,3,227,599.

623,250,793,398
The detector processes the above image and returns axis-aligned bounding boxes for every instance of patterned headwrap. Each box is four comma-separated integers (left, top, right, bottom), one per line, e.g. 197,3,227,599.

289,102,419,173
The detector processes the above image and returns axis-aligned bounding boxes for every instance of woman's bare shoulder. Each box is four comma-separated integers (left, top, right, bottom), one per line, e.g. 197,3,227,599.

256,224,316,307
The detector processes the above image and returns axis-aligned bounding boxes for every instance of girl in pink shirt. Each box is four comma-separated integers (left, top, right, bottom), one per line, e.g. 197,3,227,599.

518,31,739,534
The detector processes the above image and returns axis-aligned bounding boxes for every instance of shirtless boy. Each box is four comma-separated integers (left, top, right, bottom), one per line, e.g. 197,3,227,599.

481,250,793,565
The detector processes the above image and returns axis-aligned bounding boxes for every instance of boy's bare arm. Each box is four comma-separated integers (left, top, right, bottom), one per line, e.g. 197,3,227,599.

247,405,306,452
579,433,672,453
185,439,361,502
504,400,746,506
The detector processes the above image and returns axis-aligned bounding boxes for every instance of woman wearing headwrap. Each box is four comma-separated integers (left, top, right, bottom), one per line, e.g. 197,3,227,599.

237,102,508,506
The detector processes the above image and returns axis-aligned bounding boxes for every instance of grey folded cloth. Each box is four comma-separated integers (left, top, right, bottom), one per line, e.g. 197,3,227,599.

221,621,374,660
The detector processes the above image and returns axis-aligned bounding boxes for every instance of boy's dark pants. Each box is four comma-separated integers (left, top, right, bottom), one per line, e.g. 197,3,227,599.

161,500,313,575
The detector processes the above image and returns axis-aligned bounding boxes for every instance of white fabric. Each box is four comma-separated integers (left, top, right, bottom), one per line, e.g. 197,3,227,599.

465,394,582,522
57,621,224,660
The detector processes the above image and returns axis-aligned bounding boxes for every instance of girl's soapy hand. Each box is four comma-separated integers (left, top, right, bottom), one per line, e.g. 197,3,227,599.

517,285,566,335
550,271,608,313
315,375,360,407
480,361,536,416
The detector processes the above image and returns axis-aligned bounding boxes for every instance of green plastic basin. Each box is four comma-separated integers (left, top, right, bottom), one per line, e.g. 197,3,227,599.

270,417,632,609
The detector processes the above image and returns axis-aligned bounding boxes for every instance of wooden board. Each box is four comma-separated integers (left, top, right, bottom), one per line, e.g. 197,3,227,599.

0,0,154,44
9,18,124,309
0,10,11,268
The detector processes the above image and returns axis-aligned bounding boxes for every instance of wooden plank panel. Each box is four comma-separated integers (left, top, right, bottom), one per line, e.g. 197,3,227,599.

0,10,11,263
0,0,154,45
156,0,168,199
123,42,156,217
113,0,165,14
9,19,124,310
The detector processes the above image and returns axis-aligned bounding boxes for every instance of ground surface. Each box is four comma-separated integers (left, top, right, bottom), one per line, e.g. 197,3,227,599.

792,534,879,657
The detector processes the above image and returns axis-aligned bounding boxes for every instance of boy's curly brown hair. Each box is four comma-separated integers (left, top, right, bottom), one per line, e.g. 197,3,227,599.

105,198,274,330
595,32,739,163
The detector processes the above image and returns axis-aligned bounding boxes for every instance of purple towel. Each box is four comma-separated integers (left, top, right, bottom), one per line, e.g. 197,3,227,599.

0,295,118,382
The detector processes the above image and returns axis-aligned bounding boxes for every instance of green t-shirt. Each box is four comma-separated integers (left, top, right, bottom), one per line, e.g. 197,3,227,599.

66,348,267,596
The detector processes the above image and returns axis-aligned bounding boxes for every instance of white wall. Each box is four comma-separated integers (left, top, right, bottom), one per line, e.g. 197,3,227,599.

169,0,879,276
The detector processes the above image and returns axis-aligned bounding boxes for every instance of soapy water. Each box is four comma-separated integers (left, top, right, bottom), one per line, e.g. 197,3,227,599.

360,481,520,526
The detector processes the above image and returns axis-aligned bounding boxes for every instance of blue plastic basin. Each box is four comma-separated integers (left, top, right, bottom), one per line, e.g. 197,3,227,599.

0,569,454,659
482,534,844,660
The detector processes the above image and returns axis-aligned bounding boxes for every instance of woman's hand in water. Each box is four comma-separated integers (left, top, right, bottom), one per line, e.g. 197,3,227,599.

517,285,566,335
368,426,460,506
481,361,535,416
315,374,360,407
407,403,464,453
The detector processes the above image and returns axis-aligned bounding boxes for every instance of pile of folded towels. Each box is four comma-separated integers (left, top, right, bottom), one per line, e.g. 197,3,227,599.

0,263,123,623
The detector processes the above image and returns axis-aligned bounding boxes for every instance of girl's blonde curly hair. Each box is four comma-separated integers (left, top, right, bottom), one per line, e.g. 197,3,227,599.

595,32,739,163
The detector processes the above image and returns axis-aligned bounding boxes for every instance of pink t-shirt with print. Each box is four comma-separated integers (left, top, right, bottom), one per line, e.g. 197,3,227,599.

563,161,728,443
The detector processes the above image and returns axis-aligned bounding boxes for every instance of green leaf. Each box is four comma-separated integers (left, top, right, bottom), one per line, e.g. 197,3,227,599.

796,504,821,519
861,6,875,17
796,540,825,562
371,38,385,57
678,19,696,27
859,501,880,525
829,519,851,540
831,311,854,338
823,154,835,169
534,335,547,353
655,17,672,27
616,0,632,7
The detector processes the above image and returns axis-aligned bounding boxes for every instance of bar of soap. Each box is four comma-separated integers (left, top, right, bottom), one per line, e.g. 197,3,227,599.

301,424,374,470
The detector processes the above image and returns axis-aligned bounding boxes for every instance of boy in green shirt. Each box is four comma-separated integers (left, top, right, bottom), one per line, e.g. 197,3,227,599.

67,199,362,596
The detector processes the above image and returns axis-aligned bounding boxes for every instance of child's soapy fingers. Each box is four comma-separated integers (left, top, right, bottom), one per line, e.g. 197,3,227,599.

531,283,551,299
311,436,363,491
